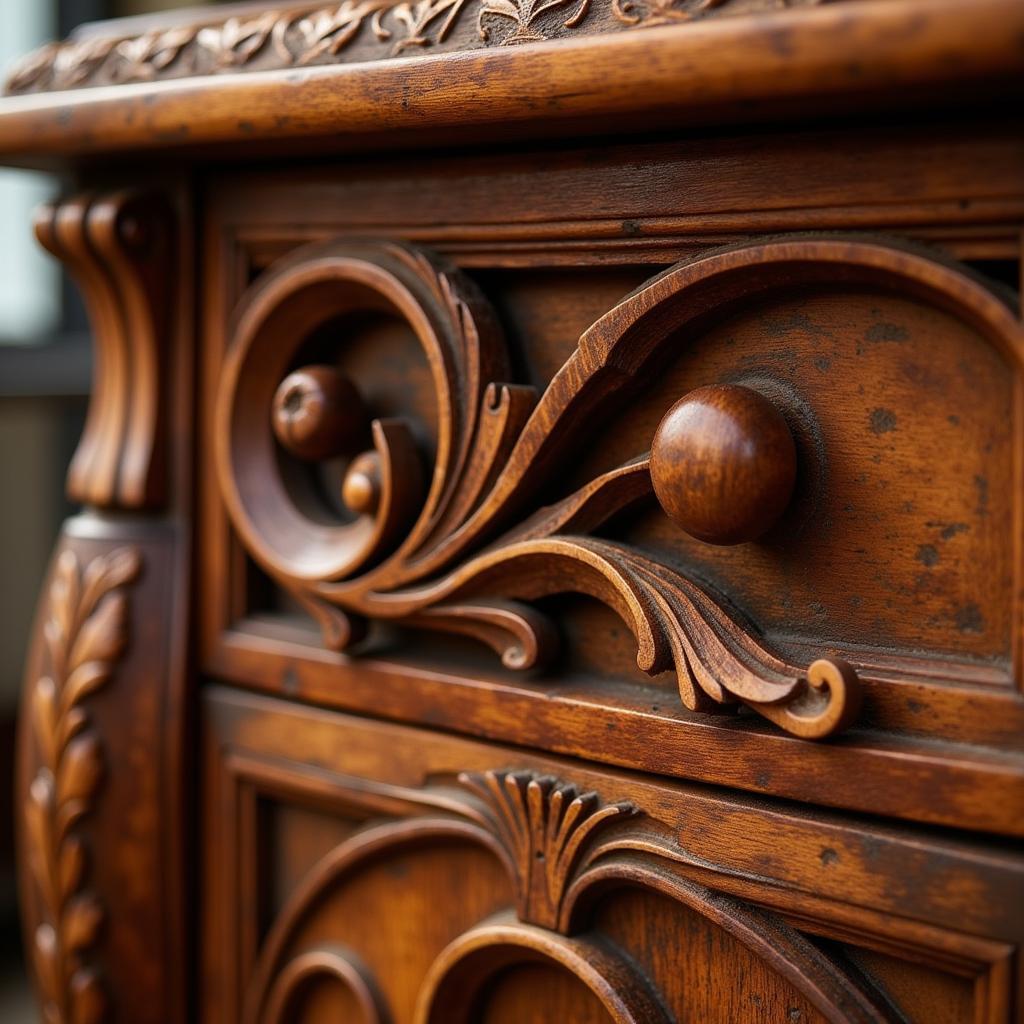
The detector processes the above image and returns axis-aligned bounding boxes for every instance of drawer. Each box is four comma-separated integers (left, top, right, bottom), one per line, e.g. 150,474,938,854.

192,136,1024,836
202,685,1023,1024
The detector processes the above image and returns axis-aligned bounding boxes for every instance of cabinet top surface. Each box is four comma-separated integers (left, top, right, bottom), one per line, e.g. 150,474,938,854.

0,0,1021,168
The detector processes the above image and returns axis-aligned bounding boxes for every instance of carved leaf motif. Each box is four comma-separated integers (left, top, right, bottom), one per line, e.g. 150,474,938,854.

290,3,395,61
62,894,104,953
24,547,140,1024
56,734,103,807
67,968,106,1024
4,0,827,94
391,0,469,51
3,43,61,92
52,38,116,89
197,14,278,66
477,0,589,43
112,28,195,80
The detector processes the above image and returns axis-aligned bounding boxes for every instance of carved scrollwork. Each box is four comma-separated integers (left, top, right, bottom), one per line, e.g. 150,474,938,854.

4,0,828,94
24,547,142,1024
215,237,887,738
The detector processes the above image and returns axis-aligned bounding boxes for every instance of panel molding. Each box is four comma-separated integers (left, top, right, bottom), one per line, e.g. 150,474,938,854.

201,713,1022,1024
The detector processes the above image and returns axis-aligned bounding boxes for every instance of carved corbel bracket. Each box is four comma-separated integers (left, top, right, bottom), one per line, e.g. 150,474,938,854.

35,191,175,511
209,238,958,739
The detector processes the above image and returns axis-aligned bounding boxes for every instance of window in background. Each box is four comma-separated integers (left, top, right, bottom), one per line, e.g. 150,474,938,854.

0,0,58,342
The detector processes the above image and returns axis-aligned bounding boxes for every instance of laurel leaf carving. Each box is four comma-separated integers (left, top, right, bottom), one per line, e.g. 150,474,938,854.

24,546,140,1024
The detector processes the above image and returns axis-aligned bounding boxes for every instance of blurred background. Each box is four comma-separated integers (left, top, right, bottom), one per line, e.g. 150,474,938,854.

0,0,226,1016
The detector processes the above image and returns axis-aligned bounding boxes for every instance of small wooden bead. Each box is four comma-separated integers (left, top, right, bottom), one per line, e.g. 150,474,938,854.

341,452,382,515
271,365,367,461
650,384,797,545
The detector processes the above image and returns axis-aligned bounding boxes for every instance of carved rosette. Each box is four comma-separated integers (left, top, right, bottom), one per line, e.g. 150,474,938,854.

215,237,879,738
23,547,142,1024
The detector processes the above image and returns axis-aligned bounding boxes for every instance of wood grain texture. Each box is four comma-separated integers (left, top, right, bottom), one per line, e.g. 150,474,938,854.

214,237,901,737
34,191,175,511
204,686,1020,1024
650,384,798,544
18,521,194,1024
197,173,1024,832
23,546,141,1024
0,0,1022,166
3,0,832,96
4,1,1022,1018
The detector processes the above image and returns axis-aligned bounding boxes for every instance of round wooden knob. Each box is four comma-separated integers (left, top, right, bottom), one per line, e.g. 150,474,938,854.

650,384,797,545
341,451,382,515
271,365,367,461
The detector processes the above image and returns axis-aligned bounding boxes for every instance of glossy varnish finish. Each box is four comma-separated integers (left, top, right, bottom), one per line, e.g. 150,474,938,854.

1,0,1023,1021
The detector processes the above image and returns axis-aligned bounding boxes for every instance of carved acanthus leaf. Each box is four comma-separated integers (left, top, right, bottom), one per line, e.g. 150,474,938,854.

26,547,141,1024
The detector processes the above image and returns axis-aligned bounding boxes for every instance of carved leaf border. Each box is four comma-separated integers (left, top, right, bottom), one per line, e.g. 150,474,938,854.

25,547,142,1024
4,0,825,95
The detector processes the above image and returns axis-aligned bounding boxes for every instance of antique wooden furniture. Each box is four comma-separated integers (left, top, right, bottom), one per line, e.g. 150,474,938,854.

2,0,1024,1020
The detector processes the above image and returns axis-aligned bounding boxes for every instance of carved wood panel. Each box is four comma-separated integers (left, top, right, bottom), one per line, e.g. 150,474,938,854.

202,687,1020,1024
210,233,1024,746
23,546,140,1024
34,191,176,512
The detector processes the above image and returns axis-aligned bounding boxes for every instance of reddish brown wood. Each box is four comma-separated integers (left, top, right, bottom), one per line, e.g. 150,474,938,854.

271,365,368,462
2,0,1023,1020
650,384,798,545
0,0,1022,167
34,191,174,510
341,452,383,516
202,687,1022,1024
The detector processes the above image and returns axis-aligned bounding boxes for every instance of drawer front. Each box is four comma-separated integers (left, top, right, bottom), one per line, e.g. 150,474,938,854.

194,133,1024,836
202,686,1022,1023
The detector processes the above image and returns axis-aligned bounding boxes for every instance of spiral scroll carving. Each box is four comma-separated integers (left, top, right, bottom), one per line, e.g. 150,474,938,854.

212,238,885,738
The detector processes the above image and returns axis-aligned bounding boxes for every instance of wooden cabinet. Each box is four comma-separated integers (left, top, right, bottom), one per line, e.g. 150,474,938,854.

2,1,1023,1021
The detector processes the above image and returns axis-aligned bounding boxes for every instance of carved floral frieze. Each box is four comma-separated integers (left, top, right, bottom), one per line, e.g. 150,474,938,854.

5,0,827,95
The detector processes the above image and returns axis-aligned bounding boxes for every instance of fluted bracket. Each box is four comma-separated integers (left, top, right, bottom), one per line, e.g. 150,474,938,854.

35,191,176,512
